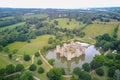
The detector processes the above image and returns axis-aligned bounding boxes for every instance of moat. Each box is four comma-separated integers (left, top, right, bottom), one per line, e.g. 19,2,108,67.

45,42,100,74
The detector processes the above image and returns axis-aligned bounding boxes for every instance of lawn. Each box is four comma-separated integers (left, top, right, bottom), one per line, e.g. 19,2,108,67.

23,14,48,19
45,18,85,30
83,22,119,38
0,22,26,32
7,35,54,55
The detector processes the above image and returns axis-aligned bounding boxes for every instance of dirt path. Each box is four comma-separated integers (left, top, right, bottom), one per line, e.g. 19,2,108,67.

38,50,53,69
32,55,35,64
104,49,110,56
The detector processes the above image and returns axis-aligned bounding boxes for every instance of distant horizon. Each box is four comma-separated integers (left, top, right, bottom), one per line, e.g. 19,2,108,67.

0,0,120,9
0,6,120,9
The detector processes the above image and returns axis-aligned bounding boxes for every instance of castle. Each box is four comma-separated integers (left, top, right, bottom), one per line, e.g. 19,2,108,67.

56,42,87,60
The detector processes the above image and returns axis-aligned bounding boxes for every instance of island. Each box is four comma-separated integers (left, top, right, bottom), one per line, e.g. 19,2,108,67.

56,41,89,60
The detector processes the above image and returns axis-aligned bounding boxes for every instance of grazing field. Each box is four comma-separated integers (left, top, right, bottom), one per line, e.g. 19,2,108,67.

46,18,85,29
23,14,48,19
83,22,119,38
0,22,26,32
7,35,54,55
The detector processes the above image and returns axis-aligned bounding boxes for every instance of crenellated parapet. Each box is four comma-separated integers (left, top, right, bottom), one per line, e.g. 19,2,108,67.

56,42,88,60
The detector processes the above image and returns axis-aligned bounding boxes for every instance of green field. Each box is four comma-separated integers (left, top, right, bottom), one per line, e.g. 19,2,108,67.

23,14,48,19
7,35,54,55
117,24,120,38
0,22,26,32
45,18,85,30
83,22,119,38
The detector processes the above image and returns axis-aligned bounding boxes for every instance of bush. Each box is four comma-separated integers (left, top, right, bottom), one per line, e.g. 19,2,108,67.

95,68,104,76
48,59,55,65
108,66,116,77
73,67,81,75
6,64,15,74
34,52,40,57
106,54,114,59
38,67,44,74
37,59,42,65
82,63,91,72
15,64,24,72
115,54,120,60
29,64,37,71
24,54,31,61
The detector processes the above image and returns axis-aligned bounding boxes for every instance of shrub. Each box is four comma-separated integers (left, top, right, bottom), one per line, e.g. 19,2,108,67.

38,67,44,74
48,59,55,65
82,63,91,72
34,52,40,57
95,68,104,76
29,64,37,71
37,59,42,65
24,54,31,61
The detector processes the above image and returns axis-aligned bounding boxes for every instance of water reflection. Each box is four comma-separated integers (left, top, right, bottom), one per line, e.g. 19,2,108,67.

45,45,100,73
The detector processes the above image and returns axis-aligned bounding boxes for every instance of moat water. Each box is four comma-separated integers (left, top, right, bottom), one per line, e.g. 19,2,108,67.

45,44,100,74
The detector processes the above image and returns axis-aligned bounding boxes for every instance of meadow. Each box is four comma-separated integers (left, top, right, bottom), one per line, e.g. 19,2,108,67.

83,22,119,38
45,18,85,30
7,35,54,55
0,22,26,32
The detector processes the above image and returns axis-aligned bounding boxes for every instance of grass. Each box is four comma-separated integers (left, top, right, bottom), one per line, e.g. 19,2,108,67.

44,18,85,30
73,36,96,44
90,66,109,80
7,35,54,55
0,22,26,32
117,24,120,39
33,57,50,80
23,14,48,19
0,52,19,68
83,22,119,38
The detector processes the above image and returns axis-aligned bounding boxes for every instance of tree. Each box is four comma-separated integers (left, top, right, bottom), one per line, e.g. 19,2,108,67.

47,67,62,80
20,70,34,80
34,52,40,57
24,54,31,61
106,53,114,59
90,56,105,69
79,71,92,80
95,68,104,76
73,67,81,75
48,37,54,44
8,54,13,59
0,45,3,51
108,66,116,77
54,20,58,25
38,67,44,74
82,63,91,72
0,68,5,76
114,69,120,80
29,64,37,71
3,47,9,53
37,59,42,65
48,59,55,65
70,74,79,80
115,54,120,60
12,49,18,54
6,64,15,74
15,64,24,72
